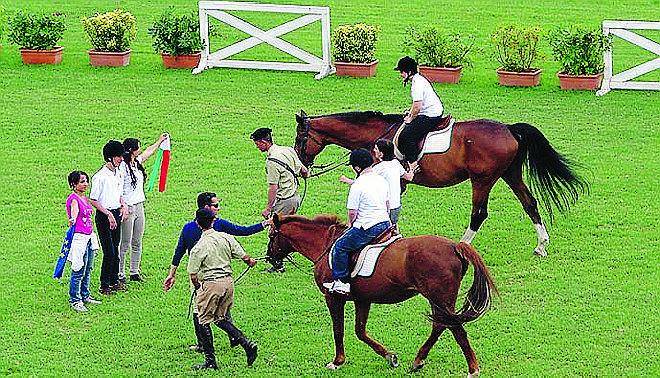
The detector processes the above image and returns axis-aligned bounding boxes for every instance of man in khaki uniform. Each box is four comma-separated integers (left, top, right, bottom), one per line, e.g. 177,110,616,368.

251,127,309,272
187,209,258,370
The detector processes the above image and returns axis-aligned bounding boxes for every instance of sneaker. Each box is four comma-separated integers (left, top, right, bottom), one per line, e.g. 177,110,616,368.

129,274,145,282
99,287,114,295
83,297,102,305
71,301,88,312
322,280,350,295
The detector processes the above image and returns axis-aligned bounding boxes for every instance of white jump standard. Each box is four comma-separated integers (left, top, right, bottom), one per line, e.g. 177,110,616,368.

193,1,335,79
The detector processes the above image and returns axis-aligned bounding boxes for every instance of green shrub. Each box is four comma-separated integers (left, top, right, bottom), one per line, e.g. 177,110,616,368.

332,23,379,63
404,26,474,68
7,11,66,50
82,9,136,52
148,10,203,55
491,24,541,72
549,26,611,75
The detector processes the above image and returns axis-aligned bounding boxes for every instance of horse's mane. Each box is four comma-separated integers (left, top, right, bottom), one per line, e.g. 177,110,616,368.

281,214,346,227
308,111,403,125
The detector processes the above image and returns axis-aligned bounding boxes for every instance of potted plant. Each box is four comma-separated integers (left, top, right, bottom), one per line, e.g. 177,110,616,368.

491,25,542,87
148,10,204,69
549,26,612,90
404,26,474,84
332,23,379,77
82,9,136,67
7,11,66,65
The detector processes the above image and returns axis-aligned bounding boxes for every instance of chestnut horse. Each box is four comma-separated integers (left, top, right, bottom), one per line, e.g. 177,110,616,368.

267,213,497,375
294,110,587,256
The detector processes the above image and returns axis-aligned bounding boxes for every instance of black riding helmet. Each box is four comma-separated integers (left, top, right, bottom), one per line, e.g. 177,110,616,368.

102,140,125,162
394,56,418,74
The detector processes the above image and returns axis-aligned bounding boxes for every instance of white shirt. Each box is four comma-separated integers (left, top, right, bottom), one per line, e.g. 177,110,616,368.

346,171,390,229
372,160,406,209
90,165,124,210
411,73,443,117
120,157,146,206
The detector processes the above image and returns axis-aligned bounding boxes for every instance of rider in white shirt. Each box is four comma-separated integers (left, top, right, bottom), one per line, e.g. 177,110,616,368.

324,149,390,295
395,56,444,171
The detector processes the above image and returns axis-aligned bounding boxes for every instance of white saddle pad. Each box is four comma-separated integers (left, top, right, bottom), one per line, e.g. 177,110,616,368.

394,119,455,161
328,234,403,278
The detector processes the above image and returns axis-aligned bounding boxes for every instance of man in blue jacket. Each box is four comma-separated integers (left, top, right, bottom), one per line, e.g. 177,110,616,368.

163,192,269,352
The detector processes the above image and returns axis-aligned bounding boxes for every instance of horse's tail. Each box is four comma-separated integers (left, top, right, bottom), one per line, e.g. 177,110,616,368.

507,122,588,222
431,242,497,327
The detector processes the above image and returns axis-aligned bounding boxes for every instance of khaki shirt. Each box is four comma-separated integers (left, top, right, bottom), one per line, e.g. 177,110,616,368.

187,229,246,281
266,144,303,199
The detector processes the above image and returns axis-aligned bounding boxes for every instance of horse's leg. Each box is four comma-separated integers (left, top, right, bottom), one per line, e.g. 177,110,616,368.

354,301,398,367
460,178,497,244
325,295,346,370
450,325,480,377
412,303,446,372
503,170,549,256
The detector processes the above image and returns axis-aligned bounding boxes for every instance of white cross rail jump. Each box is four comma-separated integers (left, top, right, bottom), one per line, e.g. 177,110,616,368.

597,20,660,95
192,1,335,79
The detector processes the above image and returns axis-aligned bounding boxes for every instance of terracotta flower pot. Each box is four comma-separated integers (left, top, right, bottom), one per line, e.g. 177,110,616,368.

161,52,201,69
420,66,463,84
89,50,131,67
557,72,604,90
20,46,64,65
334,60,378,77
497,68,542,87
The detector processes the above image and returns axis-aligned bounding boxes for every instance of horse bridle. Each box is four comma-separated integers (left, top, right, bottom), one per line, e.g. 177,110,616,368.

297,115,402,178
267,224,343,267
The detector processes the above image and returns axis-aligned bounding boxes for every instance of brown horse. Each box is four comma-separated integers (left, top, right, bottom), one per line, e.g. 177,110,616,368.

294,110,587,256
267,213,497,375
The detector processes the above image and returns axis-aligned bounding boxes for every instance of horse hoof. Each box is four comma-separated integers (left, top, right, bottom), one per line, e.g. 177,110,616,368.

533,247,547,257
410,361,424,372
386,353,399,368
326,362,340,370
467,369,480,378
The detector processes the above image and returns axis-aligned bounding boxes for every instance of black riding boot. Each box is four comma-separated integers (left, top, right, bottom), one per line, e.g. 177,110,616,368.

190,313,204,353
192,323,217,370
216,319,258,366
215,309,239,347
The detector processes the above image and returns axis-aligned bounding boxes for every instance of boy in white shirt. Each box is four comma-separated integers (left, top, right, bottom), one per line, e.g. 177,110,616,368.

394,56,444,170
324,149,391,295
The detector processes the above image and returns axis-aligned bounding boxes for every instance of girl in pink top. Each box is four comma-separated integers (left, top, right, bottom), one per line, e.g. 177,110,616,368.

66,171,101,312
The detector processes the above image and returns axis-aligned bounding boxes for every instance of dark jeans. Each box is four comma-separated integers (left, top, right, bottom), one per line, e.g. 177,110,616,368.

96,209,121,289
399,115,442,162
331,221,390,282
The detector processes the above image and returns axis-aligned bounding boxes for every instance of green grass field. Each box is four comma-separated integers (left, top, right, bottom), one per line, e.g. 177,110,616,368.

1,0,658,376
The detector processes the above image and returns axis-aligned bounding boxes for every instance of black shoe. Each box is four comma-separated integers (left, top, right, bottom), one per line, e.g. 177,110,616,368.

242,339,258,366
264,266,285,273
129,274,145,282
110,282,127,292
192,360,218,370
99,287,114,296
229,337,240,348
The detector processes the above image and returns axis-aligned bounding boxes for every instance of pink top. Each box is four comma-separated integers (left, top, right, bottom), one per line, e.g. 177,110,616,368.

66,193,93,234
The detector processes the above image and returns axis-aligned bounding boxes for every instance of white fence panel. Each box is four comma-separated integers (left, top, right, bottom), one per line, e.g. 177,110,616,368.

597,20,660,95
193,1,334,79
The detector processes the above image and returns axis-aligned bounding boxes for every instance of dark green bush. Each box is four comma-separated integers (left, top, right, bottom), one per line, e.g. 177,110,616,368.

332,23,379,63
404,26,474,68
491,24,541,72
8,11,66,50
148,10,203,55
549,26,611,75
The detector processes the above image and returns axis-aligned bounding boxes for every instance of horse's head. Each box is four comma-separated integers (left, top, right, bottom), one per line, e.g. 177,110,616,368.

266,213,297,263
267,213,347,264
294,110,325,167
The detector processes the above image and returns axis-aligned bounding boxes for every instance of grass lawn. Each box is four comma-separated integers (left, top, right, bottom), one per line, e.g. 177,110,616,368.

0,0,658,376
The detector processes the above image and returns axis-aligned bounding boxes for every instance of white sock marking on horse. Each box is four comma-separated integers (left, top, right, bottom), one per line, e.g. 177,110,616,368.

326,362,339,370
460,228,477,244
467,369,480,378
533,223,550,256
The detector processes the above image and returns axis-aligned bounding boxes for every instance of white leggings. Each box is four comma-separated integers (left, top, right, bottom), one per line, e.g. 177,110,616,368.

119,202,145,279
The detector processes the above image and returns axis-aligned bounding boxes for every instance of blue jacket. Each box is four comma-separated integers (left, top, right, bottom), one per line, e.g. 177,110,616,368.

171,217,264,266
